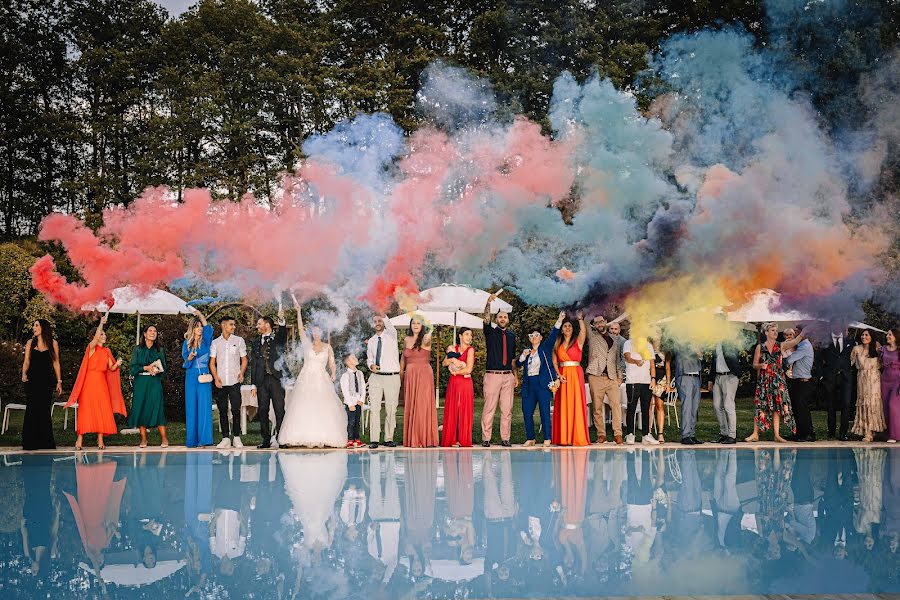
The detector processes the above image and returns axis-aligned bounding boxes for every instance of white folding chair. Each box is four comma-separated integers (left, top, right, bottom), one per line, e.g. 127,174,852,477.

2,402,26,434
664,377,680,428
51,401,77,430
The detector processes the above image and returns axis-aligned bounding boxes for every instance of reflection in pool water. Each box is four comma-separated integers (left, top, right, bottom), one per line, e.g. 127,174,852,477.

0,448,899,598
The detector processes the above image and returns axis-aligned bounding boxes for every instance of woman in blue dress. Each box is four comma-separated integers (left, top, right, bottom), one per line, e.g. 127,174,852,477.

182,307,213,447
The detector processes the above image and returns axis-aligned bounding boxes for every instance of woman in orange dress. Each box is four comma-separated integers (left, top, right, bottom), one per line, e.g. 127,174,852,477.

66,315,126,450
402,317,438,447
552,311,589,446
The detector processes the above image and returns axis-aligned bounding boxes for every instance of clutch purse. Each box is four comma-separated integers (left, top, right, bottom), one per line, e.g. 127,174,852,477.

652,381,667,397
198,372,213,384
548,379,561,393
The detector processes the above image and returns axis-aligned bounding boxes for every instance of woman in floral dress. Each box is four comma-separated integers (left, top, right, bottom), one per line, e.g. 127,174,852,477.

850,328,885,442
746,323,795,443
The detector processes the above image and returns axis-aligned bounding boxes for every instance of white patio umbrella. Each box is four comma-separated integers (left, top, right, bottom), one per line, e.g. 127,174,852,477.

82,286,193,344
390,310,485,330
416,284,512,315
79,555,186,587
726,289,885,331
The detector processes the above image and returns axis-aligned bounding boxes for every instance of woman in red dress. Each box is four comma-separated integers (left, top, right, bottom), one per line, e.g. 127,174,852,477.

441,327,475,447
66,315,126,450
552,311,589,446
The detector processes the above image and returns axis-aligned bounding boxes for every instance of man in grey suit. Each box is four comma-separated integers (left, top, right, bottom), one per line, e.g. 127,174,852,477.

586,316,624,444
670,347,705,445
608,321,627,380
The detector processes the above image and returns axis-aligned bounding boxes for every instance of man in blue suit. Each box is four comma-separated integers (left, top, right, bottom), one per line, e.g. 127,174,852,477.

518,311,565,446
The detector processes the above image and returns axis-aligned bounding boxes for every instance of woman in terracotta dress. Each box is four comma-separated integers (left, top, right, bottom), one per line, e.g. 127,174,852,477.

402,317,438,448
66,315,126,450
850,328,885,442
551,311,589,446
441,327,475,447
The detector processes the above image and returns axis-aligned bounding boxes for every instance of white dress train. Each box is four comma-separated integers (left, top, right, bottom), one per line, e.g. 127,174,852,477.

279,452,348,548
278,342,348,448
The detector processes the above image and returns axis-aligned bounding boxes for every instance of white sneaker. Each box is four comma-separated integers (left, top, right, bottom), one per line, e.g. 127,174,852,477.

233,436,243,449
625,434,636,445
217,438,232,449
642,434,659,445
271,436,279,449
888,439,897,443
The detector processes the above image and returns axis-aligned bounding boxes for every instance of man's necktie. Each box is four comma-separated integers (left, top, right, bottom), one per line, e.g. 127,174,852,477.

501,331,507,366
375,336,382,368
354,373,360,393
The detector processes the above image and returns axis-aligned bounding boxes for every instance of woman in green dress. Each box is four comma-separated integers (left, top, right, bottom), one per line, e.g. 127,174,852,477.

128,325,169,448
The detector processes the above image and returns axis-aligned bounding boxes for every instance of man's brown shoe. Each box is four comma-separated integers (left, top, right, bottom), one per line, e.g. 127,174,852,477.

595,436,607,444
614,435,624,445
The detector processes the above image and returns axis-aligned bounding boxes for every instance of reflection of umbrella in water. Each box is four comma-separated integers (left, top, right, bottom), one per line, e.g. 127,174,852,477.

79,551,186,587
399,557,484,582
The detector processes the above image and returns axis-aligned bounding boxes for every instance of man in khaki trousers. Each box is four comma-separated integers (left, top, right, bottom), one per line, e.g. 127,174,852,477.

585,316,624,444
367,315,401,448
481,292,518,447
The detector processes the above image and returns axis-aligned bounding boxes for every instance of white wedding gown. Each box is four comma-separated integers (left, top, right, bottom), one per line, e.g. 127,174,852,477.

279,452,347,548
278,342,348,448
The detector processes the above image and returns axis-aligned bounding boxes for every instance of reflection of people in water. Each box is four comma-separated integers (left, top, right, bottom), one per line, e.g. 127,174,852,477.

818,447,856,560
553,449,588,587
713,448,743,552
754,448,796,561
625,448,668,566
784,452,817,557
210,453,251,577
483,450,518,594
854,448,886,551
883,450,900,554
64,453,128,594
514,449,557,565
20,456,59,578
184,452,213,596
443,451,475,565
367,452,401,587
248,453,288,596
402,453,437,580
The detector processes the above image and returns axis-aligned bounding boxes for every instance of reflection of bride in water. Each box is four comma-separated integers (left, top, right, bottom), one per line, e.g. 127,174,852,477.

279,452,348,598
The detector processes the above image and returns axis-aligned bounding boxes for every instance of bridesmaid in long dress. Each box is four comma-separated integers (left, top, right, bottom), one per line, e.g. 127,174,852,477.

66,315,126,450
21,319,61,450
441,327,475,447
551,311,589,446
127,324,169,448
881,328,900,442
401,318,438,448
850,329,885,442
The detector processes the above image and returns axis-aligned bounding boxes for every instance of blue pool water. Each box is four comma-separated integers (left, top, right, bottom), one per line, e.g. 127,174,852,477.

0,448,898,599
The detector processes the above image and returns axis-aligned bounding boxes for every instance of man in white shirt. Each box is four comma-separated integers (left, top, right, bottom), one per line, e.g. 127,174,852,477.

340,354,366,448
622,336,659,445
367,452,400,585
210,316,248,449
367,315,401,448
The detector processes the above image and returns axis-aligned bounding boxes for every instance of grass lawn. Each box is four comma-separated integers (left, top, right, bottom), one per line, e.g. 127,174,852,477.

0,394,832,448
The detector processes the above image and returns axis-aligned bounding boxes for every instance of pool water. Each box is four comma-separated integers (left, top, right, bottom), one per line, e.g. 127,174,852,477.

0,447,898,599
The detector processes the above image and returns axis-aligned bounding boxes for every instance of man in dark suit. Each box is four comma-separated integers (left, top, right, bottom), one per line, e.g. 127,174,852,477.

817,324,856,440
249,306,287,448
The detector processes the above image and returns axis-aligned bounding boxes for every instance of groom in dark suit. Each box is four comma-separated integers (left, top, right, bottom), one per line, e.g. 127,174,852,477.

249,306,287,449
817,324,856,440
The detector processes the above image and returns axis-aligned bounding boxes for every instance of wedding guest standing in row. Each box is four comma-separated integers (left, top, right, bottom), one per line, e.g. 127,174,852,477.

585,315,623,445
518,312,564,447
182,307,213,448
746,322,794,443
850,329,885,443
402,318,437,448
21,319,61,450
882,328,900,443
367,315,401,449
210,316,247,449
622,335,658,445
481,291,517,447
127,325,169,448
340,354,366,448
67,315,126,450
442,328,476,448
552,311,589,447
821,324,856,441
783,327,815,442
712,338,743,445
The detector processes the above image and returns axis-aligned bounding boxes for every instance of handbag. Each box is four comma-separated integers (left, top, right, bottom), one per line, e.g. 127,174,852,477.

542,349,561,393
198,372,213,384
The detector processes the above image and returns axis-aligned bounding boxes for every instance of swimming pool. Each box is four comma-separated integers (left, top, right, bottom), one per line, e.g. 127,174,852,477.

0,447,898,598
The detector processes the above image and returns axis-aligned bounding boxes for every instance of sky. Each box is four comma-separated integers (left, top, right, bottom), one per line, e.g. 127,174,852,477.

155,0,194,16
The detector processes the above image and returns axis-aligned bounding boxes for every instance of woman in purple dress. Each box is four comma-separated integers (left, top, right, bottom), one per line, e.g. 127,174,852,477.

881,328,900,443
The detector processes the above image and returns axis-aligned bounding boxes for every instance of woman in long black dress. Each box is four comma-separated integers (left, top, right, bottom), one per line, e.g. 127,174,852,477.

21,319,62,450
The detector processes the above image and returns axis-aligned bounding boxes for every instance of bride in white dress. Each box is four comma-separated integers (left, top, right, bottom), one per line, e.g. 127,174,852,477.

278,296,348,448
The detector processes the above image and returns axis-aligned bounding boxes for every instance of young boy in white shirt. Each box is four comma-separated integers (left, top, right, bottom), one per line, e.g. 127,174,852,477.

340,354,366,448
